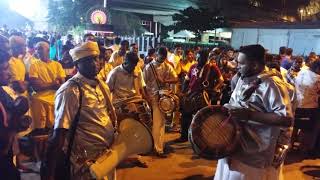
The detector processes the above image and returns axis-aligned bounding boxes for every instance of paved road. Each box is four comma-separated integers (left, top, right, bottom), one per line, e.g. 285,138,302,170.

117,132,320,180
22,132,320,180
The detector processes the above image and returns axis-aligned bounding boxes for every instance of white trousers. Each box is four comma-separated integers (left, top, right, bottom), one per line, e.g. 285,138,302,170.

151,98,166,153
214,158,283,180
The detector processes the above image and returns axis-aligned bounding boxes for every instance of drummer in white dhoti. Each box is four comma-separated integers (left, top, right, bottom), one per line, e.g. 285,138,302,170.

143,47,178,158
214,45,295,180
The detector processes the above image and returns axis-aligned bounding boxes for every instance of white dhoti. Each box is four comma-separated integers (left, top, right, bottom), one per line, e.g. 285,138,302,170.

151,98,166,153
214,158,284,180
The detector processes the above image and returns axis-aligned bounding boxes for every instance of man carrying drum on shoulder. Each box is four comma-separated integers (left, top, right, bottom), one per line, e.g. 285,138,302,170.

214,45,294,180
106,51,150,168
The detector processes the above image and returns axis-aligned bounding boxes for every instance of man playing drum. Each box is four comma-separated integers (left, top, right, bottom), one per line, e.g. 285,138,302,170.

107,51,150,167
214,45,294,180
144,47,178,158
42,41,117,180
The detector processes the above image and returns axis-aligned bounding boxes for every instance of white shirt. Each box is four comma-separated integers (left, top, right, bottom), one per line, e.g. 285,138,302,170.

227,69,293,168
143,60,177,94
107,65,146,102
295,68,320,108
280,67,288,83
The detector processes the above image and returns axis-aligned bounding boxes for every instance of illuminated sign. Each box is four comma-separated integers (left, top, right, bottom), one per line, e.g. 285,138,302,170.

90,10,107,24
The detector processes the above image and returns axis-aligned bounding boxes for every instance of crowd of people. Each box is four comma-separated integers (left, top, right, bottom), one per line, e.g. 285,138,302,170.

0,26,320,180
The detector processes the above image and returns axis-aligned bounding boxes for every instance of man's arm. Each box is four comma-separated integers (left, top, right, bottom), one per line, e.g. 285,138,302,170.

182,79,190,93
43,83,80,179
57,63,66,84
158,76,178,84
57,78,66,85
106,69,116,93
213,76,224,92
211,65,224,92
138,71,149,100
11,80,27,94
157,65,178,84
229,108,292,127
229,78,294,128
29,78,60,91
43,128,68,180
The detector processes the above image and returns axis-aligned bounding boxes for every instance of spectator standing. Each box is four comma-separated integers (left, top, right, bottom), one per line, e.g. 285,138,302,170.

29,42,66,134
295,59,320,154
8,36,28,96
49,36,57,60
109,40,129,68
56,34,63,60
281,48,293,70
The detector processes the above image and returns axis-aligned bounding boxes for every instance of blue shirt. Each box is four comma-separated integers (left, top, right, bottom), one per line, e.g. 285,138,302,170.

281,58,293,70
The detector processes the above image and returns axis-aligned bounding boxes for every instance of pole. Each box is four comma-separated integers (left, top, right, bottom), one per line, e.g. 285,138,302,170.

104,0,107,8
155,22,158,38
215,28,217,42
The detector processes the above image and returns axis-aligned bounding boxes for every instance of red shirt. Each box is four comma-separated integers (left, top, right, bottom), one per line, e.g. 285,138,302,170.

187,63,222,92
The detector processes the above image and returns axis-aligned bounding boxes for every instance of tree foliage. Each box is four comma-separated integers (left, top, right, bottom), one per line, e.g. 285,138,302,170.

110,10,145,36
168,7,228,40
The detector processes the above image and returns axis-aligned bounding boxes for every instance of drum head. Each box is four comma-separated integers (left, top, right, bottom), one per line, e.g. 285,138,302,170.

159,96,175,114
189,105,241,160
118,118,154,155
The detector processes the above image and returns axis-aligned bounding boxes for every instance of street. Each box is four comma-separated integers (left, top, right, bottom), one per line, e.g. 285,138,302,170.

22,132,320,180
116,132,320,180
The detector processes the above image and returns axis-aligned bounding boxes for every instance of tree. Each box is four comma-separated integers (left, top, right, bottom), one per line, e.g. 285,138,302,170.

168,7,229,41
110,10,145,36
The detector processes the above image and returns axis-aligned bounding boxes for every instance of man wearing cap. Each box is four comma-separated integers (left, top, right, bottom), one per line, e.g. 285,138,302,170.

29,42,66,134
8,36,28,96
43,41,116,179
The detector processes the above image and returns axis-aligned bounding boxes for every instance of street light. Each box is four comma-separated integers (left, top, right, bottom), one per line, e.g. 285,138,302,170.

299,9,304,22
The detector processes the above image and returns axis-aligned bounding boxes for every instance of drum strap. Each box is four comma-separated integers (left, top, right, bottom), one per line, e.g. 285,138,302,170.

197,64,211,89
150,63,162,90
203,64,212,87
97,79,118,130
66,80,83,165
238,70,287,154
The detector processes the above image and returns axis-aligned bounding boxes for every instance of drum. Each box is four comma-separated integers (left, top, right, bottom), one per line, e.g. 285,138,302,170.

181,91,210,114
188,105,241,160
158,90,179,114
90,117,154,179
113,96,152,129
